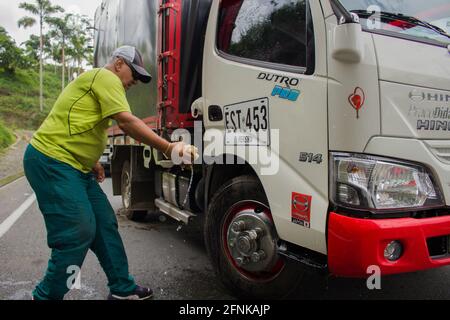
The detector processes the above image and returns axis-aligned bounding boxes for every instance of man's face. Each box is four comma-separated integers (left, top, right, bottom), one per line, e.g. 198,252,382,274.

115,58,138,90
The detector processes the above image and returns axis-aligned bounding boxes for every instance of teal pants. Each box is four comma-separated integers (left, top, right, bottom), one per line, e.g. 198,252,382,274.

23,144,136,300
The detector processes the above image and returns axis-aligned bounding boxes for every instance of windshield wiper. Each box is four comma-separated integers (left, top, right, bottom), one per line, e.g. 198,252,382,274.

351,10,450,39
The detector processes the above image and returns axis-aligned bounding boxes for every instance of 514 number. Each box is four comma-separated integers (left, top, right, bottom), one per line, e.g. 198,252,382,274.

299,152,323,164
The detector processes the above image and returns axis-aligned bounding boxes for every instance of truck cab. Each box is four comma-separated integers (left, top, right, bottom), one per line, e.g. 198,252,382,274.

95,0,450,298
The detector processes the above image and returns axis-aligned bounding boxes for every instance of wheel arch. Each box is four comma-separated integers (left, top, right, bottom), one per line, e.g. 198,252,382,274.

204,154,268,214
203,151,329,255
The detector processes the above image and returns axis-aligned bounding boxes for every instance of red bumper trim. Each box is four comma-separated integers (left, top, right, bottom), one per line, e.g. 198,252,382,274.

328,212,450,277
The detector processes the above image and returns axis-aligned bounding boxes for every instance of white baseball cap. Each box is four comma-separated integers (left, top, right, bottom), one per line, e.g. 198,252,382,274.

112,46,152,83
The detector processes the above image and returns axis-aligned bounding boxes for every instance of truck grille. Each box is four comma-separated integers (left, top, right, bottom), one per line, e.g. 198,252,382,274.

425,140,450,164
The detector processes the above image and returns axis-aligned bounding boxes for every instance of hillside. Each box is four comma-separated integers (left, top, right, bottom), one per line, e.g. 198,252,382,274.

0,119,14,150
0,67,62,132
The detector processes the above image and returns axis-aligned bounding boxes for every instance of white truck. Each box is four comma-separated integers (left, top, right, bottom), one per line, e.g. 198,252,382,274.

94,0,450,298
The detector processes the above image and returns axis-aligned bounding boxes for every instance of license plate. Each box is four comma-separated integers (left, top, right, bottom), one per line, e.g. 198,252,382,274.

100,156,108,163
224,98,270,146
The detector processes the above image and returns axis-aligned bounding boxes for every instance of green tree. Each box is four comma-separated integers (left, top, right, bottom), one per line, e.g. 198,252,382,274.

17,0,64,112
21,33,52,67
21,34,40,64
68,15,94,75
49,41,62,72
47,13,74,89
0,27,25,73
48,14,94,86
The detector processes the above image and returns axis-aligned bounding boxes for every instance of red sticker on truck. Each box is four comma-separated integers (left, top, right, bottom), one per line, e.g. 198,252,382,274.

348,87,365,119
291,193,311,228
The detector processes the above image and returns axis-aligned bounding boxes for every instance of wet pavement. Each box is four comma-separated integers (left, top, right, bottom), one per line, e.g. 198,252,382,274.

0,177,233,300
0,176,449,300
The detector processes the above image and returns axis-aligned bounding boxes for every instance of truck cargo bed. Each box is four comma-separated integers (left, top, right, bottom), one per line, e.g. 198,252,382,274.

94,0,212,130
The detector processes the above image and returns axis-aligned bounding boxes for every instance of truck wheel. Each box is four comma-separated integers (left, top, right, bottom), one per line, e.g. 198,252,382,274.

204,175,304,299
104,164,111,177
121,160,147,221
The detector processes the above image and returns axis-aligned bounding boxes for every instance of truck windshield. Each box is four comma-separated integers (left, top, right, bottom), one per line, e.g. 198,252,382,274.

339,0,450,46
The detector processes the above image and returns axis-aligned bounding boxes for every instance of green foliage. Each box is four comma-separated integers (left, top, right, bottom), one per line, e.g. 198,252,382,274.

0,27,28,73
18,0,65,29
15,1,94,78
48,13,94,81
67,14,94,69
21,34,52,67
0,0,95,136
17,1,66,64
0,119,14,150
18,0,65,111
0,67,61,130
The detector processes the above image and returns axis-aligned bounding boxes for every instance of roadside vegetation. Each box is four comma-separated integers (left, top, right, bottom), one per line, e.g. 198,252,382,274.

0,0,93,151
0,67,60,130
0,120,14,150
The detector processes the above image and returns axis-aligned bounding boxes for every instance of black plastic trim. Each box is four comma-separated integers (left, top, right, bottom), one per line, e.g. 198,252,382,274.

330,205,450,220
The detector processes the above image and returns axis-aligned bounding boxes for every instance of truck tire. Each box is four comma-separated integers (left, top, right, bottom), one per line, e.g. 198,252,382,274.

104,164,111,177
204,175,304,299
121,160,147,221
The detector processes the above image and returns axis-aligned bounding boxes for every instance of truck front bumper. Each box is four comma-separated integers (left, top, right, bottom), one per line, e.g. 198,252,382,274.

328,212,450,277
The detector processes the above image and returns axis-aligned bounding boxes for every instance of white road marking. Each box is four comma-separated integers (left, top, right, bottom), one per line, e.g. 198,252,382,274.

0,176,26,190
0,194,36,239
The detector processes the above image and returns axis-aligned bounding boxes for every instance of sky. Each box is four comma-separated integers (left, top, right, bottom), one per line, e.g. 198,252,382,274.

0,0,103,46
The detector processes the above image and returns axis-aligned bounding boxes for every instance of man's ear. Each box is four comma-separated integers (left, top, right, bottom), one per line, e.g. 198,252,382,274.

114,58,124,72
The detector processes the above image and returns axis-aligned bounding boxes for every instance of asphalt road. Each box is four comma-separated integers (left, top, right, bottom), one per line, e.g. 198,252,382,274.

0,177,449,300
0,177,232,300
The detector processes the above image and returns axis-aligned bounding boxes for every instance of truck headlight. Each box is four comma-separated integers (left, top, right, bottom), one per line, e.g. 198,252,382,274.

331,153,444,211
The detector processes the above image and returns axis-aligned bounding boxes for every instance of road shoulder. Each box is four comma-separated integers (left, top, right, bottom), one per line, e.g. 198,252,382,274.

0,130,33,188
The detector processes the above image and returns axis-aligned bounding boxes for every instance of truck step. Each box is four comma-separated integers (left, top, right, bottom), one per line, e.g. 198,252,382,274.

278,242,328,273
155,198,196,225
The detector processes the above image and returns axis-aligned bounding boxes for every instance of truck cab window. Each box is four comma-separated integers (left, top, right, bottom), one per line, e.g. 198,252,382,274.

217,0,314,71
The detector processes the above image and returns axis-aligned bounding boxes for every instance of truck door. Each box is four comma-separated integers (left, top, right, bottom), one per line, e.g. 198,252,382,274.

202,0,329,254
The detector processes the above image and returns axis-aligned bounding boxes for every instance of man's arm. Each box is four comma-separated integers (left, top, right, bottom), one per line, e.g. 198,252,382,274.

111,111,174,156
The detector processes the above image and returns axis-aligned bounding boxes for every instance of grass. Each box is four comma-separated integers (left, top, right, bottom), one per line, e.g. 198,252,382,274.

0,67,62,131
0,171,24,189
0,119,14,150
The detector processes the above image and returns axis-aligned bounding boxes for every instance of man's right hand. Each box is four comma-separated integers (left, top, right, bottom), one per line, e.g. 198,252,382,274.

165,142,199,165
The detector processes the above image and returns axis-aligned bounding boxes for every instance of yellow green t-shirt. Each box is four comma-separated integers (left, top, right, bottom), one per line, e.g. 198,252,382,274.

31,68,131,173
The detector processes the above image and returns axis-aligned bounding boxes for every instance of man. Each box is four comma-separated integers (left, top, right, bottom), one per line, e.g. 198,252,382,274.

24,46,193,300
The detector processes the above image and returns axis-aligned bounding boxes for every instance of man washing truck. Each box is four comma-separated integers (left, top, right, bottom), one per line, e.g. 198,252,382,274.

24,45,197,300
95,0,450,299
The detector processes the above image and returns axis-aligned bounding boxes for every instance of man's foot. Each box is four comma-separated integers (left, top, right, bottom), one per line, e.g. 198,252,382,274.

108,285,153,300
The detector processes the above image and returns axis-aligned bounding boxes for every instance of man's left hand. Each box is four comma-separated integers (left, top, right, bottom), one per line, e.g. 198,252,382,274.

93,162,106,183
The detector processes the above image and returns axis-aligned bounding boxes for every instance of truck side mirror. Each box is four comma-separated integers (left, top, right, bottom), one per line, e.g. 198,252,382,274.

329,0,364,63
331,22,364,63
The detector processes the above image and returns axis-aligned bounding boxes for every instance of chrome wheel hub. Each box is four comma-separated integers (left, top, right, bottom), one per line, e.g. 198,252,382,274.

226,204,278,273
